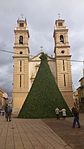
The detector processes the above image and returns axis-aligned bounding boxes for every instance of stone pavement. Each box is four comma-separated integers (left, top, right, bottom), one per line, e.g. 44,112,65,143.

43,113,84,149
0,116,72,149
0,114,84,149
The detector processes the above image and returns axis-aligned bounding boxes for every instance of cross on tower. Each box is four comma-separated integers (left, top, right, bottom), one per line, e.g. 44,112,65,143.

40,46,43,52
21,14,24,18
58,13,61,20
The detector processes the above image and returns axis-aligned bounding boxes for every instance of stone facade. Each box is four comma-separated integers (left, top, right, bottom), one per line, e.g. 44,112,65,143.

77,77,84,112
13,17,30,114
0,89,3,108
0,89,8,109
13,17,73,115
53,19,73,108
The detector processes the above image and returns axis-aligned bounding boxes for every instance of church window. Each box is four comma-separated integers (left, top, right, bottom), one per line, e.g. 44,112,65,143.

20,23,24,27
61,50,65,54
58,22,62,26
63,60,65,71
20,51,23,54
20,75,22,88
35,64,40,71
19,36,23,44
30,73,35,84
60,35,64,43
20,60,22,72
64,74,66,86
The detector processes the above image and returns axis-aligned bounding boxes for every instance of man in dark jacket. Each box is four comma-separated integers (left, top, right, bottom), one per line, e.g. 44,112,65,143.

4,103,12,121
72,104,80,128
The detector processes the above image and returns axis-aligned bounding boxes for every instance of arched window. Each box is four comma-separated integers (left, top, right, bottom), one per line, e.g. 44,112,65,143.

63,60,65,71
19,36,23,44
20,75,22,88
60,35,64,43
20,23,24,27
64,74,66,86
20,60,22,72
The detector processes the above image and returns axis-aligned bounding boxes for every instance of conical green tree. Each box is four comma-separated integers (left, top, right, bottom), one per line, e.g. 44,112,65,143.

18,53,72,118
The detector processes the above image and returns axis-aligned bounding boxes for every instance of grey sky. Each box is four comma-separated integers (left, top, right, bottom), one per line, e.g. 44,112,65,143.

0,0,84,94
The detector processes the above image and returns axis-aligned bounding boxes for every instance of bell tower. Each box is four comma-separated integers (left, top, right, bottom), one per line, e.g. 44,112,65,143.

13,16,30,115
53,18,73,107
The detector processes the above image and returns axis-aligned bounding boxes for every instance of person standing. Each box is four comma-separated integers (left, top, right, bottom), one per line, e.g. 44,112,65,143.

61,108,66,119
4,103,12,121
55,107,60,119
7,104,12,121
72,104,80,128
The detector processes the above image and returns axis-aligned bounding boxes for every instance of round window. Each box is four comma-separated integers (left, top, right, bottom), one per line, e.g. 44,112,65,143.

20,51,23,54
61,50,65,54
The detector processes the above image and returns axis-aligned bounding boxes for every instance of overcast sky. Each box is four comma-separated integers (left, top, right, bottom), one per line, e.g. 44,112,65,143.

0,0,84,95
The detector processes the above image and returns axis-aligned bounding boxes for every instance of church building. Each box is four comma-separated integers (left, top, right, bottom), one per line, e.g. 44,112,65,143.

13,16,73,115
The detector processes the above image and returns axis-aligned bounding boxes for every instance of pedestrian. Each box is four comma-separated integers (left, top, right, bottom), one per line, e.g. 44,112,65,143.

55,107,60,119
61,108,66,119
72,104,80,128
4,103,12,121
7,104,12,121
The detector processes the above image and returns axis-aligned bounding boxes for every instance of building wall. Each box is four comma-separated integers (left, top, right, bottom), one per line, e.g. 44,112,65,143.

13,18,74,116
77,77,84,112
0,89,8,109
53,19,73,107
13,18,30,115
0,90,3,108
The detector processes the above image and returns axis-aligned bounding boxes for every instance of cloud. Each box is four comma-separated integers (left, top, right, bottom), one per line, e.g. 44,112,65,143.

0,0,84,94
0,63,13,94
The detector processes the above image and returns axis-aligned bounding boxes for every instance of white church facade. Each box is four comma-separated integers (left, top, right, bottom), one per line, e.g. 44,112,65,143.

13,17,73,115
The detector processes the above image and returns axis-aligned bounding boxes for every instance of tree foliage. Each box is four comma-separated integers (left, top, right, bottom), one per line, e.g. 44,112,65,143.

18,53,72,118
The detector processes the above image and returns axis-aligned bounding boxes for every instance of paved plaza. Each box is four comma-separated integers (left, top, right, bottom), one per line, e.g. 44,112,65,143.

0,114,84,149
